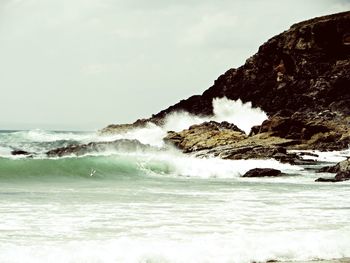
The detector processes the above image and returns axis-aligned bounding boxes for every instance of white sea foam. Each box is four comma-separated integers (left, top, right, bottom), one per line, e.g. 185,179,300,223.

136,151,302,179
162,97,267,134
212,97,267,134
289,149,350,163
0,145,13,158
1,231,349,263
97,97,267,147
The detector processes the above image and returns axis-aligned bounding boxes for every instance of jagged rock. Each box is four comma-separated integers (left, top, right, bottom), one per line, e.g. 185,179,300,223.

148,12,350,121
164,121,246,153
195,143,314,165
316,171,350,182
46,139,153,157
258,115,330,140
99,119,149,134
164,121,314,163
102,12,350,153
242,168,282,177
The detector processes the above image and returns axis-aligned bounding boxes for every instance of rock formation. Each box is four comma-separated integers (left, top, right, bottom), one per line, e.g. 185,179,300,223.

46,139,155,157
242,168,282,178
148,11,350,122
102,12,350,155
316,158,350,182
315,171,350,182
164,121,246,153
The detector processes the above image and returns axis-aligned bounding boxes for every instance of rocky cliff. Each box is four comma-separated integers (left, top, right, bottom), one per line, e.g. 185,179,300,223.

149,11,350,122
102,11,350,153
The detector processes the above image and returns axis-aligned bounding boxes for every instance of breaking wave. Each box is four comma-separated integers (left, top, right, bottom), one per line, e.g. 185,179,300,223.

0,152,303,182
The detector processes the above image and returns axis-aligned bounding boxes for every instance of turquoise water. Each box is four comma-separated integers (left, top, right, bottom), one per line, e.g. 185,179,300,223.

0,130,350,263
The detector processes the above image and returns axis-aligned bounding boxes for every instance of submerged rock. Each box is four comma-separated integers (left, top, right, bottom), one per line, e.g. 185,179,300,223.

242,168,282,178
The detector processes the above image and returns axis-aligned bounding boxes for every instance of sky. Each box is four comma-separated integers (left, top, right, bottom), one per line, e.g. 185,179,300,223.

0,0,349,130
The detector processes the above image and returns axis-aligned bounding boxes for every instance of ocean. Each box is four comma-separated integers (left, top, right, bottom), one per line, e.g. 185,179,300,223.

0,128,350,263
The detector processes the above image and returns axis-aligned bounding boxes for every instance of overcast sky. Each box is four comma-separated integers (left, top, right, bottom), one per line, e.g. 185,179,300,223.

0,0,349,130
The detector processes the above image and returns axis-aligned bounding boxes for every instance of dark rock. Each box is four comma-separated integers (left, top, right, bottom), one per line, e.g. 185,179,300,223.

249,125,261,136
242,168,282,178
335,171,350,181
46,139,154,157
316,158,350,182
259,115,330,140
147,12,350,122
315,177,337,182
318,158,350,173
11,150,31,156
316,171,350,182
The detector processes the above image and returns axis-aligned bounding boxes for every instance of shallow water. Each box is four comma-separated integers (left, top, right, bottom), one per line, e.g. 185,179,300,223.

0,130,350,263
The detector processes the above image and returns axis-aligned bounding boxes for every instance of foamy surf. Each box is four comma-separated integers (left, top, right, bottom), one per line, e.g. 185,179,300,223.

1,98,350,263
1,231,350,263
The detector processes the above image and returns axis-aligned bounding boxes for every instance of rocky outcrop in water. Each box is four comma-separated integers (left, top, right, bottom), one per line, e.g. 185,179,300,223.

242,168,282,178
46,139,154,157
99,119,149,134
165,124,315,164
316,171,350,182
164,121,246,153
11,150,31,156
319,158,350,173
316,158,350,182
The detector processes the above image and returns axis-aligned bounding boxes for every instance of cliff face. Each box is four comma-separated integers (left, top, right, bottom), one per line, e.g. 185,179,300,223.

101,12,350,152
150,11,350,122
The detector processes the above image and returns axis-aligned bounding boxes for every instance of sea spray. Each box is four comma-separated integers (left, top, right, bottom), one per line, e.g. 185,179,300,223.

97,97,267,147
162,97,267,134
212,97,267,134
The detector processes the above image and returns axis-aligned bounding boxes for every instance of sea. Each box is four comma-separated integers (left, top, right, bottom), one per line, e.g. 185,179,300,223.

0,98,350,263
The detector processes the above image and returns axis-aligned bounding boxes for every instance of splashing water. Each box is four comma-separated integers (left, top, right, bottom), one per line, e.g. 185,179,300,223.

101,97,267,147
1,99,350,263
163,97,267,134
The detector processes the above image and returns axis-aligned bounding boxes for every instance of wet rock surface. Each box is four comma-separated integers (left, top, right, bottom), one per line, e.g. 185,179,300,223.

316,171,350,182
164,121,246,153
242,168,282,178
46,139,154,157
11,150,31,156
319,158,350,173
316,158,350,182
